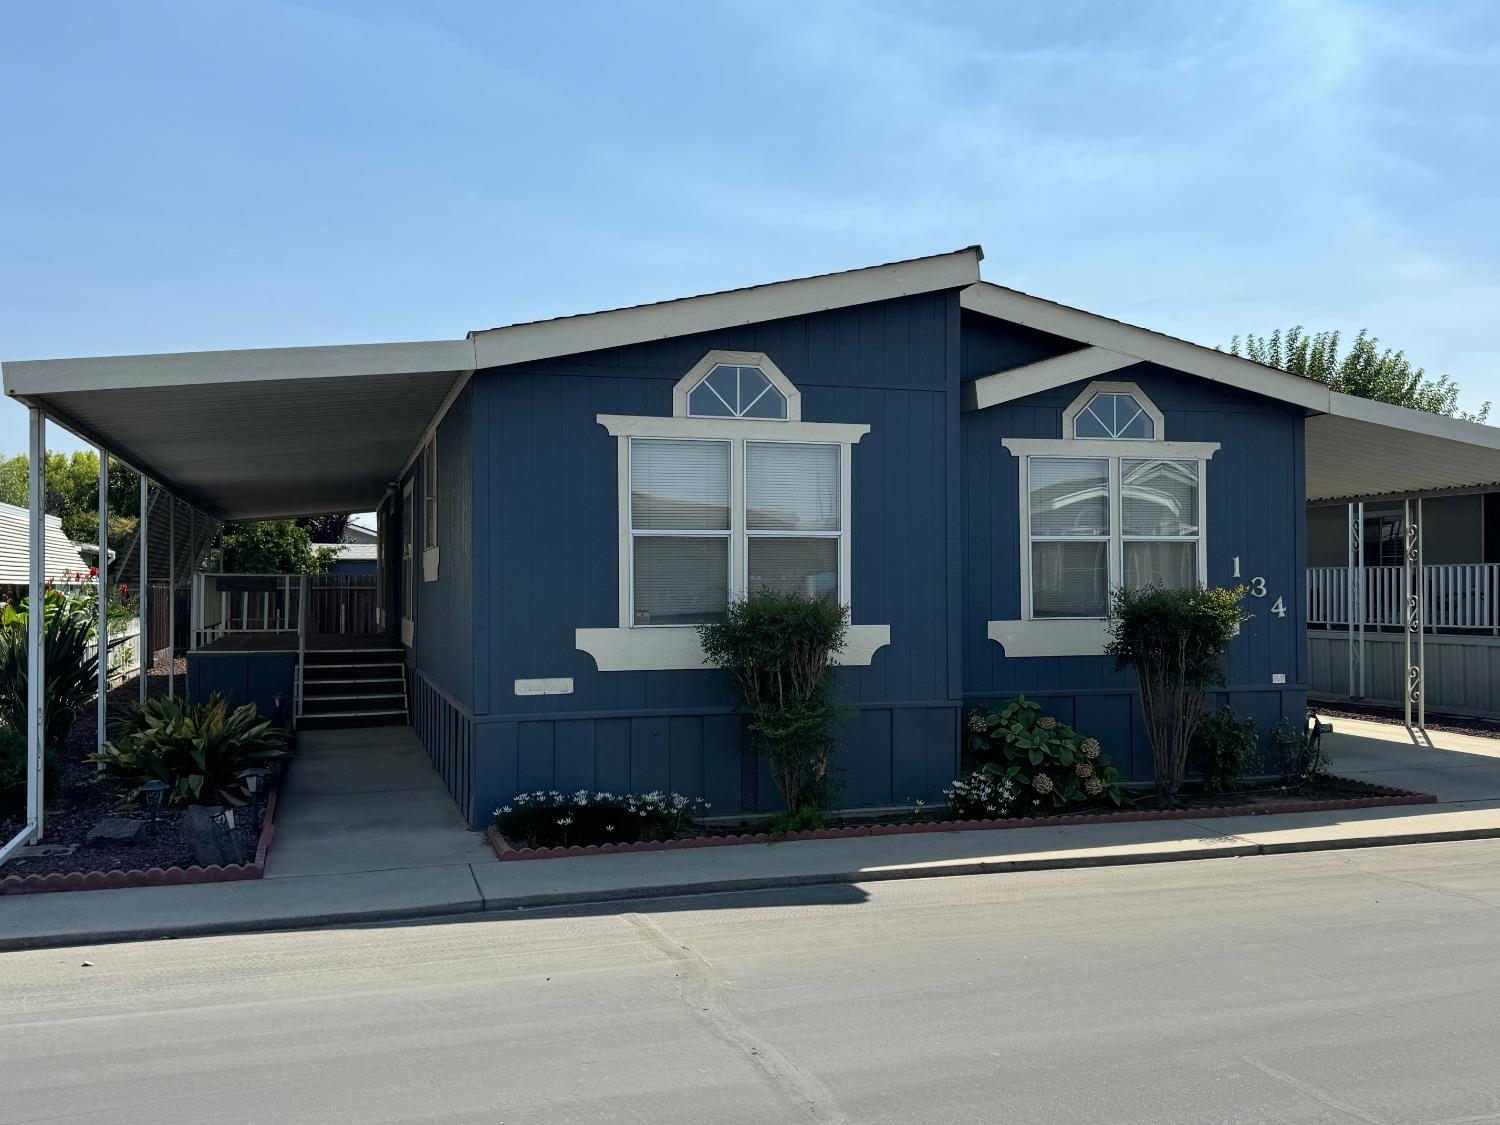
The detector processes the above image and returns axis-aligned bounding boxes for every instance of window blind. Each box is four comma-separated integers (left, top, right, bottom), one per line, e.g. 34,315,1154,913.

631,439,730,530
746,442,840,531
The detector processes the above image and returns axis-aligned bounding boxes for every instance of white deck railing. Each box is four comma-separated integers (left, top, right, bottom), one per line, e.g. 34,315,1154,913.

1308,564,1500,632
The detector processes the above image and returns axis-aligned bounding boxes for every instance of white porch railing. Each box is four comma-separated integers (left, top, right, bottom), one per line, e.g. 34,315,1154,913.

84,616,142,687
1308,564,1500,633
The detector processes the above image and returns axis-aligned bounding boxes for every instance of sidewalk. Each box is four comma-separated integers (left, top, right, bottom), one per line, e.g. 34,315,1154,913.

5,715,1500,951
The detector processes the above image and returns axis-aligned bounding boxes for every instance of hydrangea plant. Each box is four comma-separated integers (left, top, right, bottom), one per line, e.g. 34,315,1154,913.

959,694,1125,812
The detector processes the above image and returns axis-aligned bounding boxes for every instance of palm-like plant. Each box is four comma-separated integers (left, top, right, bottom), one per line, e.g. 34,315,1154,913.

93,693,289,806
0,591,100,749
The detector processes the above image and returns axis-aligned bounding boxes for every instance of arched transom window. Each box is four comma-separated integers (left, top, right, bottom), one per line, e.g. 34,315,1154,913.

688,364,789,419
1070,388,1156,439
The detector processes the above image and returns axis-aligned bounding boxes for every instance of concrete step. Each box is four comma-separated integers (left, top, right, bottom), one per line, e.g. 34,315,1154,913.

297,709,409,730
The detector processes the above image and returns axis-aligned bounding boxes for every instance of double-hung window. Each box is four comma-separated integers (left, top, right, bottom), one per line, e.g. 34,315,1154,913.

578,350,889,671
420,438,440,581
1005,382,1218,630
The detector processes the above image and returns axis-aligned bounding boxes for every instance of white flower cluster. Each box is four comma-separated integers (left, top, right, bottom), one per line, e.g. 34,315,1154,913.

943,771,1018,818
497,789,709,815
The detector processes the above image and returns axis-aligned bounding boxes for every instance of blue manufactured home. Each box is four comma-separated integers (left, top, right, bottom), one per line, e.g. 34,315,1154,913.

375,248,1310,823
12,246,1493,832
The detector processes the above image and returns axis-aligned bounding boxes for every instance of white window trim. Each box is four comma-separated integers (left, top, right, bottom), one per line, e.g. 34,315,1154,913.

990,385,1220,657
421,439,440,582
577,352,888,672
400,479,415,648
1061,380,1164,440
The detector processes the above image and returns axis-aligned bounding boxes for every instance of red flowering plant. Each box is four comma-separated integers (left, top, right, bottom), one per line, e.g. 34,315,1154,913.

959,694,1125,813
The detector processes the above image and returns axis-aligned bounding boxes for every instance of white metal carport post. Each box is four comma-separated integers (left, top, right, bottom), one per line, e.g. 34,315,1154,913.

25,409,46,842
139,474,149,704
97,452,109,753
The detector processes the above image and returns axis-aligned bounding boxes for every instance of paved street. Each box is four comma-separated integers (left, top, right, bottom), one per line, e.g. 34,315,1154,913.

7,840,1500,1124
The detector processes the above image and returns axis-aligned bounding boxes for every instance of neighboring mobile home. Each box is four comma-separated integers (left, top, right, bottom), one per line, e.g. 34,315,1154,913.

8,247,1500,829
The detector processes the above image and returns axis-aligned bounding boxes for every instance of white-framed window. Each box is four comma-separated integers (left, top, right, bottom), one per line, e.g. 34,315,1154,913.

575,349,891,671
1005,382,1218,626
420,438,439,582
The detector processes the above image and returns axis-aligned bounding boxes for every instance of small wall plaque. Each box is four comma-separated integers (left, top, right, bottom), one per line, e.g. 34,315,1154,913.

514,677,574,696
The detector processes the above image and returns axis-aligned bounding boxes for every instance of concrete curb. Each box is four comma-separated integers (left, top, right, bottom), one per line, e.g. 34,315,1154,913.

8,820,1500,952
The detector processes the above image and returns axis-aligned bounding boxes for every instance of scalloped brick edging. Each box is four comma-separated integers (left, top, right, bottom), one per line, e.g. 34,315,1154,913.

0,783,281,895
487,777,1435,862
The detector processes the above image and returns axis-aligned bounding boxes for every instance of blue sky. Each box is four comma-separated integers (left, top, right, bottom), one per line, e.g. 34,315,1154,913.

3,0,1497,460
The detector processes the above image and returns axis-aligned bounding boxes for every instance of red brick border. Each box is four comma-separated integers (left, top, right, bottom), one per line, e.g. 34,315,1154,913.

0,781,282,895
487,777,1435,861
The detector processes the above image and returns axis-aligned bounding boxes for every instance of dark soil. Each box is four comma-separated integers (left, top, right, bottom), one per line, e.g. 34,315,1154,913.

1,658,261,878
1313,700,1500,742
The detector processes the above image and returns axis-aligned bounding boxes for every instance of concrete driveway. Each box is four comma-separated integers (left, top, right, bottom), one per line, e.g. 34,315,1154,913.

266,726,494,878
1321,713,1500,803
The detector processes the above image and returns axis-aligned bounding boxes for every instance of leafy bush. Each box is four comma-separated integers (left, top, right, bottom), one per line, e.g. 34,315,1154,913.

698,591,850,813
963,695,1125,811
1272,715,1331,787
91,694,289,806
1194,707,1258,796
0,725,60,820
1106,585,1248,803
0,589,101,749
762,804,827,837
494,789,707,849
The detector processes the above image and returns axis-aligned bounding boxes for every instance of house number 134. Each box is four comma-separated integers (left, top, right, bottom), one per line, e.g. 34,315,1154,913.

1232,557,1285,618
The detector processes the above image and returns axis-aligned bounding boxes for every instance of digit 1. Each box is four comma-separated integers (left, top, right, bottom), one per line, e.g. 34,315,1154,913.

1232,556,1242,578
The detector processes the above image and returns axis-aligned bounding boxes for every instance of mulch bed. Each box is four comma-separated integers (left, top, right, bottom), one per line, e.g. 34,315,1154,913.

1,658,278,893
488,774,1434,861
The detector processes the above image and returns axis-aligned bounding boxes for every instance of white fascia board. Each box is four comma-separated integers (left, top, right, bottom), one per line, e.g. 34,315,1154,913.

963,346,1142,411
1328,391,1500,449
577,624,891,672
2,338,476,396
961,282,1332,414
472,248,983,370
597,414,871,443
1001,437,1221,460
988,619,1109,658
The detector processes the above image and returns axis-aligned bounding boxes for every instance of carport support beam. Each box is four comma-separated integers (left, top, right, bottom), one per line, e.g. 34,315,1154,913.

139,474,148,703
168,497,175,697
1403,498,1425,735
27,408,46,841
1347,501,1365,700
97,451,108,754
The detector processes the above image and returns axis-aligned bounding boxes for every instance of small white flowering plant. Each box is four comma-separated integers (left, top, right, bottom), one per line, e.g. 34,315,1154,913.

493,788,708,849
960,694,1124,811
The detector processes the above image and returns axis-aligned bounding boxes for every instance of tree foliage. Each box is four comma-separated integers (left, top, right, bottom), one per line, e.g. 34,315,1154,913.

1106,585,1248,804
698,592,849,813
220,521,337,574
1229,326,1489,422
0,450,143,560
296,514,351,544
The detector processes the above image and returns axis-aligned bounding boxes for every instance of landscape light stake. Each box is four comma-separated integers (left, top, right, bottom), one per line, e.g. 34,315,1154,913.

238,767,271,832
140,780,169,839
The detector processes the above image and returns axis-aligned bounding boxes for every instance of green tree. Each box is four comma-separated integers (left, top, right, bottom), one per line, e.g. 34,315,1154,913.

1229,327,1489,422
295,514,350,543
0,450,142,559
220,520,336,574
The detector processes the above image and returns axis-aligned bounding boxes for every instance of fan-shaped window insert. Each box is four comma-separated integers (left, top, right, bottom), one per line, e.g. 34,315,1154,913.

687,365,789,420
1073,391,1155,439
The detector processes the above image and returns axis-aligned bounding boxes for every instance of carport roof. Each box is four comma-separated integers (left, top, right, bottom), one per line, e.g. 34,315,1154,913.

1,248,983,520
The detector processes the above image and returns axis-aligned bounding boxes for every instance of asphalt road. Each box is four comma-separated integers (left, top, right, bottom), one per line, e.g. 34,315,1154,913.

7,841,1500,1124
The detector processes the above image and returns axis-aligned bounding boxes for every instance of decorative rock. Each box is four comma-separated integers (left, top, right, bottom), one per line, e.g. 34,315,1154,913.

85,818,146,847
182,806,240,866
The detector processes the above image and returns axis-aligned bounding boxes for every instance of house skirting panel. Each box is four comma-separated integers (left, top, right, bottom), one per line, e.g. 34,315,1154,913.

470,702,961,826
1309,629,1500,718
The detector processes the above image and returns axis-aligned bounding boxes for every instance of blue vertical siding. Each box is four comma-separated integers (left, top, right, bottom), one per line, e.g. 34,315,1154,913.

466,292,965,821
959,360,1308,777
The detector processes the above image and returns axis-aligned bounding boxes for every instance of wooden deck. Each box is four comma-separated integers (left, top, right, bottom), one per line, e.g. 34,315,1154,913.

197,632,399,654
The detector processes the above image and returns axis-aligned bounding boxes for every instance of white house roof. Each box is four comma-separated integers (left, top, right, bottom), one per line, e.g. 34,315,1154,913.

960,281,1500,501
329,542,378,562
0,501,89,584
2,248,983,520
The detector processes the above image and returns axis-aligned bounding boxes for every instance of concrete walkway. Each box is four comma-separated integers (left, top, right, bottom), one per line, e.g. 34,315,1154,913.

5,714,1500,950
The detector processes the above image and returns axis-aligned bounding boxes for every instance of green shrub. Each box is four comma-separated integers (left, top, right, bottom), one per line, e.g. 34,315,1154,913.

0,589,101,749
962,695,1125,812
762,804,826,837
698,591,850,813
1195,707,1258,796
0,725,60,819
944,766,1020,820
1106,585,1248,803
1272,715,1330,786
91,694,289,806
494,789,706,849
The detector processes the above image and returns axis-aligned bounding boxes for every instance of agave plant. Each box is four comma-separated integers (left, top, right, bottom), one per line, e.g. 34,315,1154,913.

92,693,290,807
0,591,100,750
